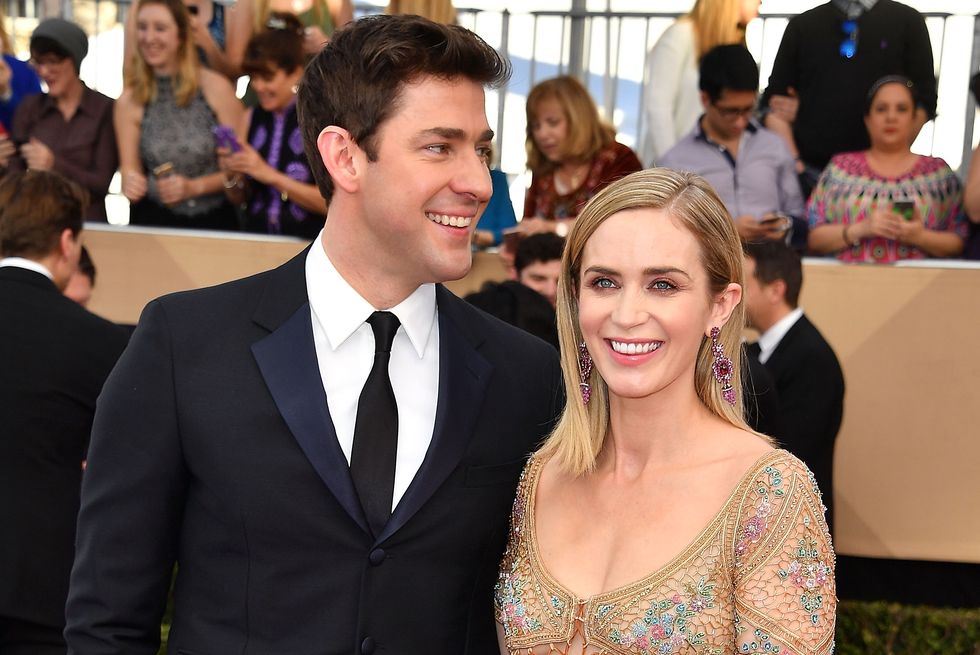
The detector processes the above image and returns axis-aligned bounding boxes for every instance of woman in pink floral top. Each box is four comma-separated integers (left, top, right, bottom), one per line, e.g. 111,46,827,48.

496,168,836,655
807,76,966,263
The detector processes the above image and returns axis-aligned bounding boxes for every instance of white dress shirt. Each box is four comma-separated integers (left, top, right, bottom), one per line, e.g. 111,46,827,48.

305,236,440,511
0,257,54,280
757,307,804,365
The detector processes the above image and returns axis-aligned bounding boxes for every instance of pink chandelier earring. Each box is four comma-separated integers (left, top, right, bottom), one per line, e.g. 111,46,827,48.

578,342,593,404
710,327,736,406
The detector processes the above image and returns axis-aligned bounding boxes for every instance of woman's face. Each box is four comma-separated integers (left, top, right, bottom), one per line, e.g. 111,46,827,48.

864,82,916,152
739,0,761,25
530,96,570,164
577,208,739,403
251,66,302,113
137,3,181,73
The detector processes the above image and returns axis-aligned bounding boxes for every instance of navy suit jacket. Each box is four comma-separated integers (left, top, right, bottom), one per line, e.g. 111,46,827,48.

65,248,563,654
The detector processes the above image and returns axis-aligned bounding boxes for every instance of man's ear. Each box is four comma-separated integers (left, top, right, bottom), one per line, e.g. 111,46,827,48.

317,126,361,195
766,279,788,306
707,282,743,332
58,228,76,260
699,90,711,111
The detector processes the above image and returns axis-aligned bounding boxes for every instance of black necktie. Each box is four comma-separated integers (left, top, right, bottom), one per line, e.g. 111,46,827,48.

350,311,401,537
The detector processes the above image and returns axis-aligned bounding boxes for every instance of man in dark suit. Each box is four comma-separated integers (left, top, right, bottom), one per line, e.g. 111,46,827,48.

0,171,128,654
743,241,844,532
65,16,563,655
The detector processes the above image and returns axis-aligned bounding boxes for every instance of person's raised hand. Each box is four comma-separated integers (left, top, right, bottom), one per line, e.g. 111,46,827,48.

20,138,55,171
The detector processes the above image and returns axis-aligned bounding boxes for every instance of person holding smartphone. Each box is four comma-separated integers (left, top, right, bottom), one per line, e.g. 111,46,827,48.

116,0,244,229
807,76,966,263
219,13,326,239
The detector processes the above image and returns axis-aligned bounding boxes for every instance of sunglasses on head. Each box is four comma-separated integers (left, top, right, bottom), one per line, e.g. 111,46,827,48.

840,19,858,59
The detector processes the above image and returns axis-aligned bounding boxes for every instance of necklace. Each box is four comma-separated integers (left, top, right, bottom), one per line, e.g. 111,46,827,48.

554,163,588,195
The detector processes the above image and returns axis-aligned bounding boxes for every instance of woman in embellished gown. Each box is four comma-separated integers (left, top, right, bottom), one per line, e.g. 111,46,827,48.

495,168,836,655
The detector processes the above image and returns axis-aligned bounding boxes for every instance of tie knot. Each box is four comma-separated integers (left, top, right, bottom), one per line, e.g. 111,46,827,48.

367,311,400,354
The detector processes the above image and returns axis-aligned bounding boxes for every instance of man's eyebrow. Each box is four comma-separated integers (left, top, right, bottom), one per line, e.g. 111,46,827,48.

584,265,691,279
415,127,495,142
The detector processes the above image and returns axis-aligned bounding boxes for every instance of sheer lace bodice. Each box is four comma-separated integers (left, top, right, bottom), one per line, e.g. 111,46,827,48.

495,450,836,655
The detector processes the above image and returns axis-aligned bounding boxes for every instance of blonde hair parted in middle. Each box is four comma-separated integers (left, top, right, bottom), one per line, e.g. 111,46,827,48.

126,0,200,107
686,0,748,60
538,167,755,476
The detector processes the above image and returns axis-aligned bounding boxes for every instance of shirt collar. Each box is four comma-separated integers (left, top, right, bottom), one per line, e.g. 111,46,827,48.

758,307,804,362
306,234,437,358
0,257,54,280
38,84,97,118
694,114,758,146
831,0,877,19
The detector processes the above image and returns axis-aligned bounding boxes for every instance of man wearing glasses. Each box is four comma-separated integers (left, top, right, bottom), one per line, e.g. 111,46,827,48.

760,0,936,196
661,45,806,247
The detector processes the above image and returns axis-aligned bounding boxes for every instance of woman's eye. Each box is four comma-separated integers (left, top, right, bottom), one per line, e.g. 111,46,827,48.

590,277,616,289
651,279,676,292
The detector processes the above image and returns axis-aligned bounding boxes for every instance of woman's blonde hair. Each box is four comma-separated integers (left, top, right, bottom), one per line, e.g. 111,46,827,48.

686,0,747,60
538,167,756,476
0,4,12,55
126,0,200,107
525,75,616,177
386,0,457,25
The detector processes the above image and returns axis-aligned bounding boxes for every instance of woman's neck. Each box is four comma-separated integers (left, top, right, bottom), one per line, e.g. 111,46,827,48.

55,77,84,119
866,147,918,177
600,377,713,480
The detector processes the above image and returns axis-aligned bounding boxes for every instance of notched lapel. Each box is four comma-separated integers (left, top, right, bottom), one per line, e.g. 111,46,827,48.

252,302,370,535
380,290,492,543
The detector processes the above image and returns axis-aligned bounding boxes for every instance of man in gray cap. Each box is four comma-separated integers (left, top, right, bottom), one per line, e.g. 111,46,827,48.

0,18,118,222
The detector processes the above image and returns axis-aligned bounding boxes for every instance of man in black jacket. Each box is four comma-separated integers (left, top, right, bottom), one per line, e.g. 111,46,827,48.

743,241,845,533
0,170,128,654
66,15,562,655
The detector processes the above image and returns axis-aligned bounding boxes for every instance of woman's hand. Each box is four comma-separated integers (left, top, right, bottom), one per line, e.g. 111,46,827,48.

20,138,55,171
122,170,148,202
895,205,926,246
224,144,273,185
0,136,16,168
768,87,799,124
856,207,903,241
0,58,11,99
157,174,192,205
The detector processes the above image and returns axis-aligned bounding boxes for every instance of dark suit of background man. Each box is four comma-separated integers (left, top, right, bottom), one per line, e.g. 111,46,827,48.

0,171,128,655
742,241,845,533
65,15,562,655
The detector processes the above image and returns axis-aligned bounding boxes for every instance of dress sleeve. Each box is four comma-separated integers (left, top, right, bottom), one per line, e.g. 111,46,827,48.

644,21,692,164
732,454,837,655
806,163,836,229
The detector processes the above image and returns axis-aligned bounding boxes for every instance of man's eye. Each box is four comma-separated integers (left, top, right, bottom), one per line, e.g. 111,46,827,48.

426,144,448,154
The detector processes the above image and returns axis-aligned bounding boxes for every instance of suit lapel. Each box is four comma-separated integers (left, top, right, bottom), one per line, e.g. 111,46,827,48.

379,287,492,543
250,248,370,535
765,314,808,373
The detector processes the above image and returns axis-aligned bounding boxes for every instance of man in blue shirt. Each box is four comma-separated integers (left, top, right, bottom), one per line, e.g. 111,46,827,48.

660,45,806,248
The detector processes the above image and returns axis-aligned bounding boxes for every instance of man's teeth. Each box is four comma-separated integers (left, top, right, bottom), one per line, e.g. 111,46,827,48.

427,213,472,228
610,340,661,355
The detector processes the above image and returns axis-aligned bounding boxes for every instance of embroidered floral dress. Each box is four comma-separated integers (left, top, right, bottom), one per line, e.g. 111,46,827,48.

807,151,967,263
524,142,642,220
495,450,836,655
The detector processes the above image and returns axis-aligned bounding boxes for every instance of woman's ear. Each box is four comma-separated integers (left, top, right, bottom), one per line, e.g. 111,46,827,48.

707,282,742,333
316,126,361,195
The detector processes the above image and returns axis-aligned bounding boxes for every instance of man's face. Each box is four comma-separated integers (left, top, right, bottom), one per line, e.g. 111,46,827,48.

518,258,561,307
742,254,772,330
702,89,757,142
356,75,494,288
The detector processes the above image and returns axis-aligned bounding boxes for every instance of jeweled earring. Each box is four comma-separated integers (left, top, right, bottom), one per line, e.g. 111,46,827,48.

710,327,736,406
578,342,593,404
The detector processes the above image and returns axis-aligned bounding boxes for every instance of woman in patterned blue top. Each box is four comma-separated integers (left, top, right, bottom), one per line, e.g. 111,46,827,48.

220,13,326,239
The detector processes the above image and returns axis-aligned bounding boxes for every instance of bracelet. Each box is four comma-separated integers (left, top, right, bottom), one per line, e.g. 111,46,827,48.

842,224,858,248
223,175,242,189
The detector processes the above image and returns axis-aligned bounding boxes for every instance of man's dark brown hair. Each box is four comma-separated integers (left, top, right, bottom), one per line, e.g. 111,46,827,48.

743,241,803,308
0,170,88,258
297,14,510,202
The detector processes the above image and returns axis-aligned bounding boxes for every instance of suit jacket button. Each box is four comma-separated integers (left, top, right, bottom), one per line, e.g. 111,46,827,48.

361,636,376,654
369,548,386,566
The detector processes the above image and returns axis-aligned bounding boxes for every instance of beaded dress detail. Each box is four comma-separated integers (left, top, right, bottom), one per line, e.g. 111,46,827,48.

495,450,836,655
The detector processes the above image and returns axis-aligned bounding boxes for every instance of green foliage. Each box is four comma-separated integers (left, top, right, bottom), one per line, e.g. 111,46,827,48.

836,600,980,655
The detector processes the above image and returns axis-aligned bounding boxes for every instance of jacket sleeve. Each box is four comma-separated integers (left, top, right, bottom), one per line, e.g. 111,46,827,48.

66,299,188,655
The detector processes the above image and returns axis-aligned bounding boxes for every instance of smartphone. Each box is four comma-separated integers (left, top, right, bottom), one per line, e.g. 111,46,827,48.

152,162,175,178
759,212,791,230
212,125,242,153
893,197,915,221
